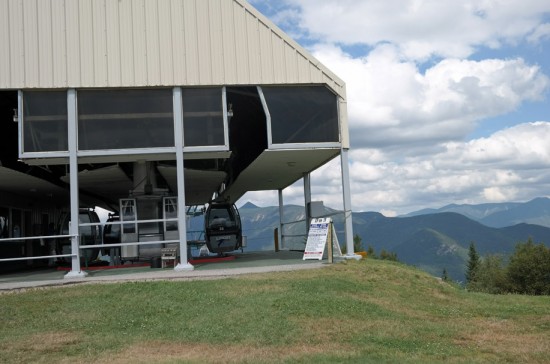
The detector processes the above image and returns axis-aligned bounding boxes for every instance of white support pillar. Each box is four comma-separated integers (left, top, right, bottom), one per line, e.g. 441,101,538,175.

341,148,360,259
303,172,312,234
173,87,194,271
278,189,284,250
65,89,87,278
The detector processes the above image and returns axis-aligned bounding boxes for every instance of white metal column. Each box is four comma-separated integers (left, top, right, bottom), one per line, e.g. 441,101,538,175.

341,148,359,259
65,89,87,278
278,189,284,250
303,173,312,234
173,87,194,271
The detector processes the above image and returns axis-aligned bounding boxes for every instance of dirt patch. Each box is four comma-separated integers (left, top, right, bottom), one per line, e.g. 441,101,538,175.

454,318,550,362
0,331,84,363
93,341,356,364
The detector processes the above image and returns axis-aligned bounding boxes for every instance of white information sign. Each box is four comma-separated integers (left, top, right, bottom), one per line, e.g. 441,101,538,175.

303,218,331,260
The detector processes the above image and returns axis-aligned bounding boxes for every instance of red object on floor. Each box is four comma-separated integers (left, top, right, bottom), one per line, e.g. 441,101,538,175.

188,255,236,264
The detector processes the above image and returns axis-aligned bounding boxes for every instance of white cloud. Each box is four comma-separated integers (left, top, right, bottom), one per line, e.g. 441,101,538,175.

312,44,549,155
281,0,550,60
528,22,550,43
448,122,550,168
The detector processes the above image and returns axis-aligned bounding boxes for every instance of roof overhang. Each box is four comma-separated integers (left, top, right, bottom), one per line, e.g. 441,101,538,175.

221,148,340,203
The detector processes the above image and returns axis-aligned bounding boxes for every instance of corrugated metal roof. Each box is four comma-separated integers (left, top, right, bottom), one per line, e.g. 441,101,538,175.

0,0,345,97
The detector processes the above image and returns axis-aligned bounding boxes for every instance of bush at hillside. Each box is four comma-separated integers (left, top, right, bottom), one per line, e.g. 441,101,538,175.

468,239,550,295
507,239,550,295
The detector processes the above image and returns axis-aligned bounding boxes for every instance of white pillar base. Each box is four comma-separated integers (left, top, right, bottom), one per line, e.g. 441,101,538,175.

174,262,195,271
64,270,88,279
345,254,363,261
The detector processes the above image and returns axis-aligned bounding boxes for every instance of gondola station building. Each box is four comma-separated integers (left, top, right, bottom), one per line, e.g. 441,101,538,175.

0,0,355,277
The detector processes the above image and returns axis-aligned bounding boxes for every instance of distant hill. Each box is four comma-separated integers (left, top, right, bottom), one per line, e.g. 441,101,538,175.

404,197,550,228
238,200,550,282
239,202,259,209
351,211,550,281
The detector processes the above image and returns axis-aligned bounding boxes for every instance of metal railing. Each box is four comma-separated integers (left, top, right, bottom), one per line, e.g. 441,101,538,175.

280,210,345,249
0,234,76,262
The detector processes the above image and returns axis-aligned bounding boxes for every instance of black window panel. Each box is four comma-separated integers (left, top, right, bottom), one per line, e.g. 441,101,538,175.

23,91,68,152
182,88,224,147
262,86,339,144
78,89,174,150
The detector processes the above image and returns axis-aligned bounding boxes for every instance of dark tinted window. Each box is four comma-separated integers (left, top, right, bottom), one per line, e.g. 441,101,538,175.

182,88,224,147
23,91,68,152
208,207,236,228
78,89,174,150
262,86,339,144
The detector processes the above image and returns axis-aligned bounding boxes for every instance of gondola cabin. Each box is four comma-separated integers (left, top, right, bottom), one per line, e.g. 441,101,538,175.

204,202,242,255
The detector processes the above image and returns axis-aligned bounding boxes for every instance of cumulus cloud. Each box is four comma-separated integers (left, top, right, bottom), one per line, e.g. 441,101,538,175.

272,0,550,60
344,122,550,212
312,44,549,154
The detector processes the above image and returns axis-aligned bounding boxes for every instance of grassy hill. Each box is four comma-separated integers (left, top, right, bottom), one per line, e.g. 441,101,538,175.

1,259,549,363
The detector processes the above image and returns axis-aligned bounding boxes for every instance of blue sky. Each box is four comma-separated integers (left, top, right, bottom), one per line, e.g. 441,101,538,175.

241,0,550,216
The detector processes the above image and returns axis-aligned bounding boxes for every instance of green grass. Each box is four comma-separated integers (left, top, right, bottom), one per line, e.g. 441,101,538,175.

1,259,549,363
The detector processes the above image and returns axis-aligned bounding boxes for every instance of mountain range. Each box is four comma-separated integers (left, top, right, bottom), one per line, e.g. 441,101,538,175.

403,197,550,228
237,197,550,282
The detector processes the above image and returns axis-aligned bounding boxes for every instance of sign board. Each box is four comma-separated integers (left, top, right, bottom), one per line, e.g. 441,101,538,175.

303,218,331,260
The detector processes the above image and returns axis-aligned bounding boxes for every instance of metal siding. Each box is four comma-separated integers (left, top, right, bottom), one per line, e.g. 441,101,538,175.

170,0,185,84
183,0,199,85
51,0,67,86
258,21,274,84
233,2,249,84
92,0,108,86
119,0,134,85
297,53,310,83
65,0,81,86
0,0,345,99
23,0,39,85
283,42,298,84
196,0,212,84
132,0,147,85
37,0,53,87
0,0,11,87
208,0,224,84
105,0,121,86
79,0,94,87
245,10,261,83
221,0,237,84
311,64,324,84
271,33,286,84
145,0,161,85
158,0,174,84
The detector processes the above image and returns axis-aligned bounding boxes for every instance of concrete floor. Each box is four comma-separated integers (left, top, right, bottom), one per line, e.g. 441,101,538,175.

0,250,330,291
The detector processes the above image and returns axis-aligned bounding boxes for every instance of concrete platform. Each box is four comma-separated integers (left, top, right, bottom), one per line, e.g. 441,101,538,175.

0,251,329,291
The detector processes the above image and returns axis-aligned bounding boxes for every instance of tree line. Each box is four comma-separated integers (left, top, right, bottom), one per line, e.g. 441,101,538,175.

462,239,550,295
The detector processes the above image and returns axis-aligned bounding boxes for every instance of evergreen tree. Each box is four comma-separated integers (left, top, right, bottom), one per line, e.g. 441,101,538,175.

442,268,449,282
353,234,363,252
466,242,480,285
367,245,376,259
